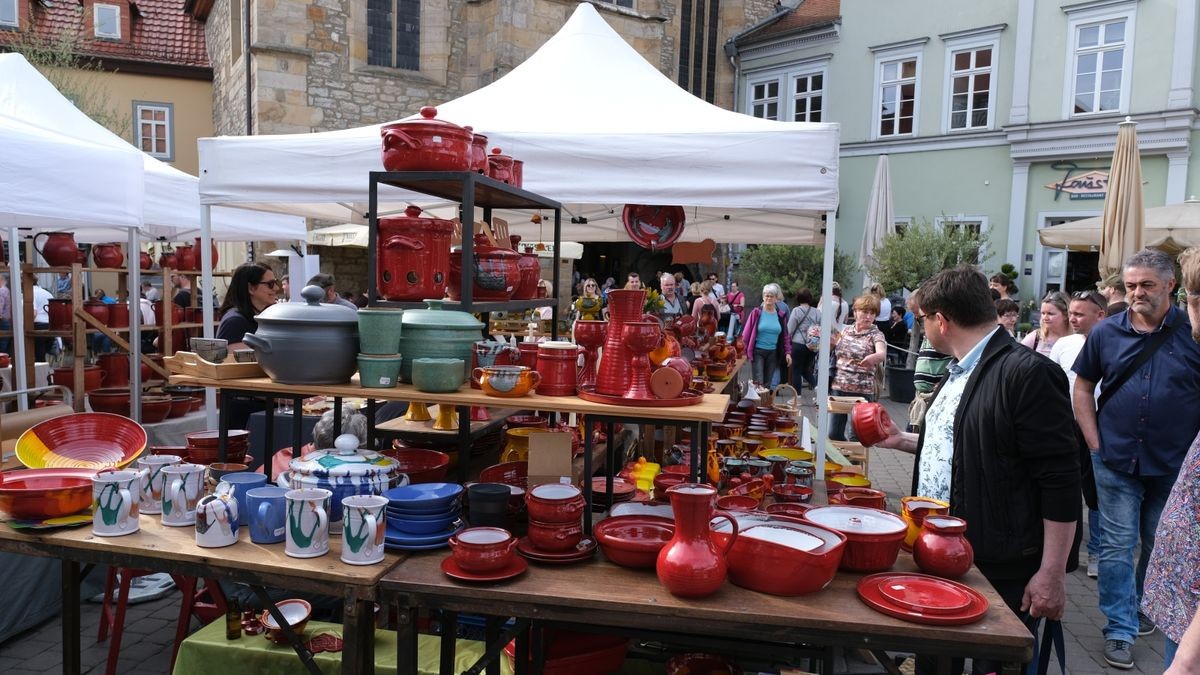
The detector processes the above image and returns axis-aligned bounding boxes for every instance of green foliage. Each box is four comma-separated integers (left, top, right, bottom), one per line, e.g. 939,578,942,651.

865,220,991,293
1000,262,1020,294
734,245,858,299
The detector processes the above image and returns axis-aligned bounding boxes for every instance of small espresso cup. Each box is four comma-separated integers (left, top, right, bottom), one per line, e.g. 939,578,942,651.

246,486,288,544
219,472,268,525
137,454,181,515
195,484,240,548
161,463,206,527
285,488,332,558
340,495,388,565
91,470,143,537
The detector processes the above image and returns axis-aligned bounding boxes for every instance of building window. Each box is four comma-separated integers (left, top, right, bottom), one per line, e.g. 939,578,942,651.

936,216,987,264
948,47,992,130
750,80,779,120
598,0,633,7
877,57,918,137
94,4,120,39
1071,19,1127,115
134,102,173,161
792,71,823,122
0,0,19,28
367,0,420,71
677,0,720,103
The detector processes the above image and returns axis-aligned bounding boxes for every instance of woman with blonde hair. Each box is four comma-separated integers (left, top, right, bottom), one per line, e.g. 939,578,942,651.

1021,290,1070,356
829,294,887,440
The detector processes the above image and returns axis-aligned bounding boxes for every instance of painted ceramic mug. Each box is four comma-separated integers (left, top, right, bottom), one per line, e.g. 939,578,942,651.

195,483,240,548
91,470,143,537
218,471,269,525
341,495,388,565
161,463,206,527
246,486,288,544
473,365,541,398
285,488,331,558
136,454,181,515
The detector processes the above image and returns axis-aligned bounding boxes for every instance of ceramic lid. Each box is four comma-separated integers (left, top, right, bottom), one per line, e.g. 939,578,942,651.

401,299,484,329
538,341,577,351
289,434,400,479
804,505,906,535
257,286,358,324
384,107,472,140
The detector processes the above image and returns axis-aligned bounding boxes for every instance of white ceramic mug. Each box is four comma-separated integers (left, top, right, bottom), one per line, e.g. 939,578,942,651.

285,488,331,558
137,454,181,515
340,495,388,565
195,483,240,548
91,470,143,537
161,463,206,527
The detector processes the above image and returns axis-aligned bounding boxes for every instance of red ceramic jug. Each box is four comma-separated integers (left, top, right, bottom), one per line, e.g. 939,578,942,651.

913,515,974,579
595,289,646,396
106,303,129,329
83,300,110,326
34,232,78,266
194,238,218,268
46,299,72,330
96,352,130,388
174,244,196,271
509,235,540,300
91,243,124,269
140,251,154,270
159,249,177,270
656,483,739,598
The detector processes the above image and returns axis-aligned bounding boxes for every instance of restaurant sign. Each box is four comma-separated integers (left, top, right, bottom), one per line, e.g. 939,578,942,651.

1045,167,1109,201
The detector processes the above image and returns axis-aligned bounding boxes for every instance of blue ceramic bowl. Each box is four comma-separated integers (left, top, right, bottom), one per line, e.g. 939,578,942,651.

384,521,464,546
386,503,461,520
384,482,464,509
387,514,462,535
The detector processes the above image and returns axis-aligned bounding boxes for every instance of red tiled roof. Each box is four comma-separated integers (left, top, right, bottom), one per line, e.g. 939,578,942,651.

0,0,210,70
740,0,840,43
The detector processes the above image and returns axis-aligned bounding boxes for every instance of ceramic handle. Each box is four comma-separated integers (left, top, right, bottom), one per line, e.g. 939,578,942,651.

314,505,327,533
118,488,132,523
382,129,420,151
32,232,47,256
169,478,185,517
472,367,484,386
242,332,271,354
383,235,424,251
528,371,542,389
257,501,271,526
711,510,740,557
364,514,378,551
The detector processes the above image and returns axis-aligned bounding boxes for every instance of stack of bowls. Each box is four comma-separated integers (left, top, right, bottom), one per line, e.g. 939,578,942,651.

524,484,586,553
382,482,464,550
185,429,250,465
357,308,403,388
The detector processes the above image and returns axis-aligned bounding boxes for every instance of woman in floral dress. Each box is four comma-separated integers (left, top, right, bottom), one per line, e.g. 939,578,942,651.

829,294,887,441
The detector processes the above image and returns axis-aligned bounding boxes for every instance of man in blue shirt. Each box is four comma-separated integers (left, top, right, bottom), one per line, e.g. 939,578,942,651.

1073,248,1200,670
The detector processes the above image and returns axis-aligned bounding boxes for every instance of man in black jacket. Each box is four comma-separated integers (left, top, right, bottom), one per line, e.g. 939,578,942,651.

881,265,1081,672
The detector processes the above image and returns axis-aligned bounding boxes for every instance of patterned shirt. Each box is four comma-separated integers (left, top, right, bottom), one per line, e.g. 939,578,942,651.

917,327,999,501
1142,430,1200,643
832,325,885,395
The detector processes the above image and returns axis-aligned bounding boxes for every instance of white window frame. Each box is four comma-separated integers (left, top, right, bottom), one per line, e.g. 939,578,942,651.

872,46,923,140
94,3,121,39
748,78,781,120
1062,2,1136,119
790,68,826,123
935,215,989,264
0,0,19,28
133,102,173,161
941,31,1001,134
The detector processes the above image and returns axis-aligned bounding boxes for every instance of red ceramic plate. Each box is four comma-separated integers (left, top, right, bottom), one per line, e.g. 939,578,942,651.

576,385,704,408
441,554,528,583
622,205,686,251
516,536,598,564
0,470,96,519
588,477,636,499
16,413,147,469
877,574,973,615
857,573,989,626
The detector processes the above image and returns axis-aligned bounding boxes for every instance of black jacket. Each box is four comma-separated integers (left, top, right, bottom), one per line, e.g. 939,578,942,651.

910,329,1081,580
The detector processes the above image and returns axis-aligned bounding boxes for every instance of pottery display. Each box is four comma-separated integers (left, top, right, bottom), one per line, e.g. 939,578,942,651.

448,233,521,302
376,206,454,302
91,243,124,269
242,285,360,385
380,106,473,172
33,231,78,267
622,321,661,399
913,515,974,579
397,300,484,383
280,434,406,535
656,483,738,598
535,341,581,396
357,308,404,355
595,289,646,396
475,365,541,398
509,235,541,300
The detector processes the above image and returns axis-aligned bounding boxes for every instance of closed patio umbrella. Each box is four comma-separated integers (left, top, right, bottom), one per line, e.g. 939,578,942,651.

1099,118,1144,277
859,155,893,283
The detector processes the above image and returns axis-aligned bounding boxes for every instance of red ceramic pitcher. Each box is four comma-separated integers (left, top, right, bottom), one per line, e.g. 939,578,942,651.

96,352,130,388
46,299,72,330
595,289,646,396
913,515,974,579
656,483,739,598
139,251,154,270
83,300,110,326
91,243,124,269
194,238,218,268
33,232,78,266
159,249,177,270
106,303,129,329
174,244,196,271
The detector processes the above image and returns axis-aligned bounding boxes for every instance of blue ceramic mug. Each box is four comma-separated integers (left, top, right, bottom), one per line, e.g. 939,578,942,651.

220,472,269,525
246,486,288,544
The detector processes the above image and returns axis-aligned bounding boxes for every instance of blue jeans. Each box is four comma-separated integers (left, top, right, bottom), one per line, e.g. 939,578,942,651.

751,347,779,385
1091,454,1176,642
1087,507,1101,558
1165,637,1179,670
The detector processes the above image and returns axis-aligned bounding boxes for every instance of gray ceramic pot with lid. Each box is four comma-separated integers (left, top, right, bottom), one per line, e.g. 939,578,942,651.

397,299,484,383
242,285,360,384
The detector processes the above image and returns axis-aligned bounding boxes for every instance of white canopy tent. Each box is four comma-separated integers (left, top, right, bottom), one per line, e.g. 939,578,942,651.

197,4,843,456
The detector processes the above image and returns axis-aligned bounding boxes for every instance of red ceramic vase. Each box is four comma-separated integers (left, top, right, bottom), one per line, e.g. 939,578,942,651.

913,515,974,579
106,303,129,329
573,320,607,390
655,483,738,598
174,244,196,271
33,232,78,267
83,300,110,326
595,289,646,396
91,243,124,269
622,321,661,400
139,251,154,270
159,250,177,270
509,235,541,300
194,238,218,268
47,299,72,331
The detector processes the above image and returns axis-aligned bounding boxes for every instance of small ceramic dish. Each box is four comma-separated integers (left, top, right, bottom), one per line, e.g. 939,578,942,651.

260,598,312,645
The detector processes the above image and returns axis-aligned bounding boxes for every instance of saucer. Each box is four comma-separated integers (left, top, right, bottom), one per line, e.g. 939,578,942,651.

516,536,597,564
877,574,973,615
857,573,989,626
441,555,528,583
384,522,463,547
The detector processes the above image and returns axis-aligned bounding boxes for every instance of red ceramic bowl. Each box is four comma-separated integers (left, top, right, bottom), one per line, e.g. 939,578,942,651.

652,471,686,496
140,395,173,424
15,413,146,469
260,598,312,646
771,484,813,504
834,487,887,510
593,515,674,569
525,484,585,524
764,502,813,517
479,461,527,487
803,505,907,573
527,518,583,552
660,465,690,476
87,388,132,416
851,402,893,447
505,630,629,675
167,397,192,419
150,445,188,457
384,448,450,484
448,527,518,572
186,429,250,447
0,469,96,519
715,495,759,512
505,414,548,429
714,518,847,596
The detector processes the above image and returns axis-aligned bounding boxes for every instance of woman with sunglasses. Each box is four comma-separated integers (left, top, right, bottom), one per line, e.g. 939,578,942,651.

1021,290,1070,356
573,277,605,321
216,261,279,350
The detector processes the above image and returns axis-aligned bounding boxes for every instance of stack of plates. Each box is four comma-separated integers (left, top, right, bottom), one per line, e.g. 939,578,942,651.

383,483,465,551
587,477,637,509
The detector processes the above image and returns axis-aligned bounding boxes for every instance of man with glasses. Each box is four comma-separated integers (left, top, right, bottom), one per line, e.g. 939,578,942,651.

1072,249,1200,669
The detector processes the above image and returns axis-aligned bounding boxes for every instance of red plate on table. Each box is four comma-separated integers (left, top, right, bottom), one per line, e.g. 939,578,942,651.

441,555,528,583
857,573,989,626
576,385,704,408
516,536,597,564
587,477,636,501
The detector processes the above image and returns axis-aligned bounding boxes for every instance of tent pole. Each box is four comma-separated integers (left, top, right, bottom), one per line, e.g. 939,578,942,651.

128,227,142,422
201,205,217,429
8,227,28,411
815,211,837,474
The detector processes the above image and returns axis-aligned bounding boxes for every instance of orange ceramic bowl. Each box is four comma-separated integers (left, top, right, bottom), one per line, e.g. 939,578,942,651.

0,469,97,519
16,413,146,469
475,366,541,398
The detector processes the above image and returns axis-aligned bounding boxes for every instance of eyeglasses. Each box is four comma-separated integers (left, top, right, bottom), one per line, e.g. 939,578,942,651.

1071,290,1105,309
255,279,279,289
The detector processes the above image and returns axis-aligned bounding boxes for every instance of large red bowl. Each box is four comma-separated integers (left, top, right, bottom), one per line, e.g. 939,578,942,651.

594,515,674,568
383,448,450,484
167,397,192,419
16,413,146,469
479,461,528,487
0,470,97,519
712,515,846,596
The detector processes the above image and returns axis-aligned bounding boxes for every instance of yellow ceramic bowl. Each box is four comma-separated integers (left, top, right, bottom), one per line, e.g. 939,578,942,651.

755,447,813,462
829,474,872,488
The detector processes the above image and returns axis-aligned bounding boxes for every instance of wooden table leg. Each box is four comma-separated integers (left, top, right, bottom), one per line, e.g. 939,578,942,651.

395,599,419,675
62,559,80,675
342,593,375,675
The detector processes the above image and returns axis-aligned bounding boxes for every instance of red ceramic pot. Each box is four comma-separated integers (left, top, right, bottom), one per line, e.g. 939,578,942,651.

851,402,893,447
913,515,974,579
140,395,173,423
91,243,124,269
464,127,488,173
47,299,72,330
194,238,218,268
152,301,185,327
167,397,192,419
515,341,539,370
448,527,518,572
449,234,521,301
87,387,131,416
75,249,87,264
159,250,177,269
486,147,515,184
95,353,131,388
714,517,847,596
535,341,581,397
174,244,196,271
652,471,686,497
377,206,453,302
527,518,583,552
33,231,78,267
0,353,9,368
715,495,758,512
594,515,674,568
656,483,738,598
511,159,524,189
139,251,154,270
106,303,129,329
0,472,94,520
51,365,105,393
525,483,585,524
380,107,473,172
836,487,887,510
380,448,450,484
509,235,540,300
803,505,906,573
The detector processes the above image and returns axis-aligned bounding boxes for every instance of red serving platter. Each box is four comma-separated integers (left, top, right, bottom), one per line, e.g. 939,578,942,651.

516,536,598,564
857,573,989,626
587,476,636,499
0,470,95,519
441,555,528,583
877,574,973,615
576,385,704,408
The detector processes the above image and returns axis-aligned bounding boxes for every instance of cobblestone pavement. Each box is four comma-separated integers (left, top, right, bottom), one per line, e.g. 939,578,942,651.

0,395,1170,673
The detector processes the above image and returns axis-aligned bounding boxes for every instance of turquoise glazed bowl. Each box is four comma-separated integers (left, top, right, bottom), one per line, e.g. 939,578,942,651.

411,358,466,393
357,308,404,355
357,353,403,388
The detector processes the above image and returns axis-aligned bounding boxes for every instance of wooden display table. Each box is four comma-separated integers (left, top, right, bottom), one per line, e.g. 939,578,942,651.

0,517,402,675
382,552,1033,675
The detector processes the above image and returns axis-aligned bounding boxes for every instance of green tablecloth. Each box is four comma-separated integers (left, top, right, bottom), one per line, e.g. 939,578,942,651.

173,618,495,675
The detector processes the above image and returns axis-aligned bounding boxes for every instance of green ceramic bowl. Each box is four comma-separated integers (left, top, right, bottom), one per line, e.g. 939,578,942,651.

357,308,404,355
357,353,403,388
411,358,466,393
